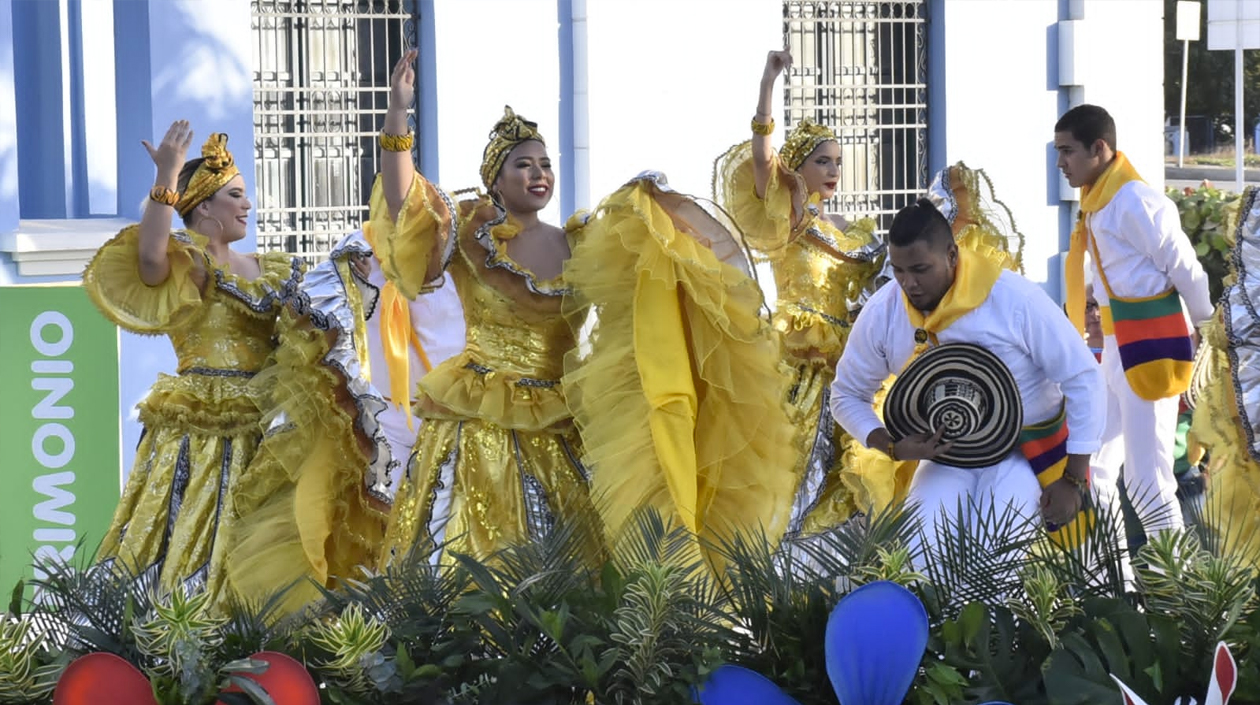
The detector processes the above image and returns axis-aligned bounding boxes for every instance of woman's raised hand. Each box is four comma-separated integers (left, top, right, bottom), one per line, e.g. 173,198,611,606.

142,120,194,177
762,49,793,83
390,49,418,109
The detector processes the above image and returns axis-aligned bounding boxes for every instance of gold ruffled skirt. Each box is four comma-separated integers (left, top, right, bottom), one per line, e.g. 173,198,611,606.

96,372,260,604
380,416,597,567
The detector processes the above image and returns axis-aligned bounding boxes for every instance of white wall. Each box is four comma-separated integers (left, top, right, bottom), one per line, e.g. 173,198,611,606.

936,0,1167,298
584,0,781,208
431,0,562,225
1077,0,1166,192
938,0,1065,290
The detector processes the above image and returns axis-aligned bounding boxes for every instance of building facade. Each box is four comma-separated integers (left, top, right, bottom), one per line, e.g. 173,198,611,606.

0,0,1167,479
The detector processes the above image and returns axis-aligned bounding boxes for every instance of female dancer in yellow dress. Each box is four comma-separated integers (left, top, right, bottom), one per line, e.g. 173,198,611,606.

374,52,599,566
713,50,886,538
714,51,1026,538
1191,186,1260,566
563,171,799,564
83,122,304,601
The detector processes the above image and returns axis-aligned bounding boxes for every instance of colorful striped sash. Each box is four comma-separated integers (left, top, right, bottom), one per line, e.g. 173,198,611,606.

1018,404,1093,548
1088,234,1193,401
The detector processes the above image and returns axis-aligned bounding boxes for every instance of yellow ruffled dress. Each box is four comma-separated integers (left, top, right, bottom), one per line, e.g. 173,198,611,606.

714,144,886,535
563,174,799,563
1191,186,1259,565
82,226,303,602
375,175,599,566
227,232,395,612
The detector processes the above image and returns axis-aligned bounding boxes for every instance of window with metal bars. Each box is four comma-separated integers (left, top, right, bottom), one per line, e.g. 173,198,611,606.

251,0,418,261
783,0,928,230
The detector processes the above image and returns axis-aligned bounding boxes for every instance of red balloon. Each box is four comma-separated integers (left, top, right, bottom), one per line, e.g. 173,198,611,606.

217,650,320,705
54,652,158,705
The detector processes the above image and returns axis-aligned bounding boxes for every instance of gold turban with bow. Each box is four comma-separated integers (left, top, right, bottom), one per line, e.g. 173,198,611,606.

479,106,546,191
780,118,837,172
176,133,240,217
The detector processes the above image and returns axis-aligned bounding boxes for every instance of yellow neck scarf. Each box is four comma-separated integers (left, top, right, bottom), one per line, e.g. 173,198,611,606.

361,222,432,427
900,246,1005,363
1064,151,1144,334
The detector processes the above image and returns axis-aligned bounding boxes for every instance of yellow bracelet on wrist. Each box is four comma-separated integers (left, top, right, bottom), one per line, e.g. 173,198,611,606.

751,117,775,136
885,438,898,462
149,186,179,207
379,131,414,152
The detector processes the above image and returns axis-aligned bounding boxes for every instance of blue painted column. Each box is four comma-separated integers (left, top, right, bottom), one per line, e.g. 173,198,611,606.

11,0,69,219
0,0,19,235
556,0,574,218
416,0,440,181
112,0,257,477
926,0,947,176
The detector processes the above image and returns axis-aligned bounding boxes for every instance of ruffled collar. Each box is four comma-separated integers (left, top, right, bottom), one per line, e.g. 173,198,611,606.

471,199,572,297
177,229,304,314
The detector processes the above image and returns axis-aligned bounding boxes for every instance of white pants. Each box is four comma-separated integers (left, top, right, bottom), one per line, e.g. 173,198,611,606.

1092,337,1182,536
379,402,420,499
907,453,1043,562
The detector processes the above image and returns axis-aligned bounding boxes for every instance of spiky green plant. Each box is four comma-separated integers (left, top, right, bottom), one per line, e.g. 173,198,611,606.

0,613,62,704
601,510,726,705
307,603,396,697
131,585,226,704
1137,529,1255,663
850,544,925,589
1006,565,1082,649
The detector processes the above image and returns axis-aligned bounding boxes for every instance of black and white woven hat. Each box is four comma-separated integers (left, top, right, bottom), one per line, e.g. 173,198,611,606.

883,342,1023,469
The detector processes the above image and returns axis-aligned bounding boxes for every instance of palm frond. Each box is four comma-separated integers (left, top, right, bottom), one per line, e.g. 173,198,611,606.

916,497,1041,620
25,555,159,660
786,502,923,584
1026,497,1130,601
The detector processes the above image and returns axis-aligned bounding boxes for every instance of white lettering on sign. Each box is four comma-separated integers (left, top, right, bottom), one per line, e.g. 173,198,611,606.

29,312,78,593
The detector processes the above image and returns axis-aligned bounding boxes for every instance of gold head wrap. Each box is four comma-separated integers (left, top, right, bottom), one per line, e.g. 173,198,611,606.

479,105,546,191
176,133,240,218
780,118,837,172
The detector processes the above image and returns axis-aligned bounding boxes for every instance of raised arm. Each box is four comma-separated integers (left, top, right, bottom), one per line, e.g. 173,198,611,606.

752,50,791,199
381,49,418,222
138,120,195,286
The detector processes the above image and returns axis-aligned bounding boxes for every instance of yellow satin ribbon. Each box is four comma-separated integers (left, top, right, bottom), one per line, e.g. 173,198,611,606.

900,246,1005,364
362,223,432,428
1064,151,1144,335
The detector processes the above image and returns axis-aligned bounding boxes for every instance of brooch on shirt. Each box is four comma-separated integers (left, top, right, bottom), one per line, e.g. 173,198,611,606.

914,328,930,345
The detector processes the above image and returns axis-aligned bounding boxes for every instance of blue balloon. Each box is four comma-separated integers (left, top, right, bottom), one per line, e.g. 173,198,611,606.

693,664,803,705
825,580,929,705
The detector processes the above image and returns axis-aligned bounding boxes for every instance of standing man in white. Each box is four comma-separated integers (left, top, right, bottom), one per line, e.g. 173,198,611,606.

1055,104,1213,536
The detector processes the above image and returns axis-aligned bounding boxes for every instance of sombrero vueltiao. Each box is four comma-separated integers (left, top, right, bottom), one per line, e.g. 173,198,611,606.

884,343,1023,469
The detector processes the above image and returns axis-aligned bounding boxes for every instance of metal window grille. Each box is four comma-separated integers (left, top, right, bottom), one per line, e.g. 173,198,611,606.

251,0,418,261
784,0,928,229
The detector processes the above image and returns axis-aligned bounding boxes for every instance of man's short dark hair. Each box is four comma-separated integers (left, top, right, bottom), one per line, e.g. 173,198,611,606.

1055,104,1117,152
888,198,953,250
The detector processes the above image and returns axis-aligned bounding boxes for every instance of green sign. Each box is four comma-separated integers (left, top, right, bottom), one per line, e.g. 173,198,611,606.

0,285,120,600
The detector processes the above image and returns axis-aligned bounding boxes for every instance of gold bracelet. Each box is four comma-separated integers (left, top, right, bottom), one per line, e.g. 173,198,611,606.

885,438,898,462
751,117,775,136
379,131,415,152
149,186,179,207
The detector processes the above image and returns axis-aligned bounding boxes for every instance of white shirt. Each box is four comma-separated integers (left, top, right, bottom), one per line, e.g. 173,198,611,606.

361,258,466,401
831,270,1105,458
1086,181,1212,326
